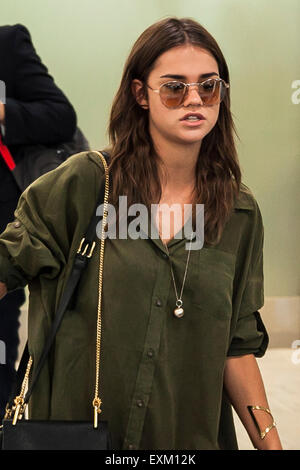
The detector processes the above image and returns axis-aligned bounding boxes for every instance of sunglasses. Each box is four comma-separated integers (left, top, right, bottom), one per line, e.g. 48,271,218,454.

147,78,229,108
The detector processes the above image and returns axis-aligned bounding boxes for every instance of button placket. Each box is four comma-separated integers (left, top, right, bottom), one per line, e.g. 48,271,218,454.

122,251,170,450
147,348,154,358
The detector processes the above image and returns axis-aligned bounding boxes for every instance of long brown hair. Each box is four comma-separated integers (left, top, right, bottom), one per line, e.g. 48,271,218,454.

107,17,241,246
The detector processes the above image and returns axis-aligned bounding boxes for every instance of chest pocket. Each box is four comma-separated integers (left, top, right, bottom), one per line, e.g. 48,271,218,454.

190,247,236,321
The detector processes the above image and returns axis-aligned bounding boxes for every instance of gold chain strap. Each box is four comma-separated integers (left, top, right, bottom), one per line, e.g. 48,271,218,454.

92,151,110,428
10,356,33,424
8,151,110,429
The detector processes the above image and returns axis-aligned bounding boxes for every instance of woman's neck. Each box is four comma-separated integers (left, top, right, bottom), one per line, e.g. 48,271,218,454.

155,139,200,196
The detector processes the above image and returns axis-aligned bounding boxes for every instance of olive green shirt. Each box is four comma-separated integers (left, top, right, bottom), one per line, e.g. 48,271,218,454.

0,151,268,450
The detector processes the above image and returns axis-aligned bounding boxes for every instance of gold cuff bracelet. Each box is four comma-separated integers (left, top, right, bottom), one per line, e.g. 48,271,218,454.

247,405,277,440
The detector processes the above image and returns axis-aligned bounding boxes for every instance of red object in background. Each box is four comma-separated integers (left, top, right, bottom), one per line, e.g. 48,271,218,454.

0,133,16,170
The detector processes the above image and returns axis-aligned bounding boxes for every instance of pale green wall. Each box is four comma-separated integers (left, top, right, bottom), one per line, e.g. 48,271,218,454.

1,0,299,296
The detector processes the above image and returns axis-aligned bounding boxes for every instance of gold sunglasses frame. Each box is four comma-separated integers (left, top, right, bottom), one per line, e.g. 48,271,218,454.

147,78,229,107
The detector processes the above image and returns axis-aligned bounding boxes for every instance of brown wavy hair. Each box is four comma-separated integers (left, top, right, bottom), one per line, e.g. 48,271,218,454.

107,17,241,246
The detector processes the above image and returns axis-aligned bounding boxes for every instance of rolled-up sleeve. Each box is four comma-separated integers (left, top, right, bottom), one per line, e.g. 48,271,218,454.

0,248,28,291
227,200,269,358
227,310,269,357
0,216,62,292
0,152,101,294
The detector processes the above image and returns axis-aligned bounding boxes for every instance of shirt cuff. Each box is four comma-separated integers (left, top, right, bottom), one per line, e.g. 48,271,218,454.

227,311,269,358
0,253,28,291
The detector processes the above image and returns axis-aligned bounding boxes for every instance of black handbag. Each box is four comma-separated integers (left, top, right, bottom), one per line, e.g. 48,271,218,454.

1,150,112,450
1,127,90,192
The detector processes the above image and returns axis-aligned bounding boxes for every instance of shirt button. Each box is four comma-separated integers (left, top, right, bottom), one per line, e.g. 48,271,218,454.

136,399,144,408
155,299,162,307
162,252,168,259
147,348,154,358
14,221,21,228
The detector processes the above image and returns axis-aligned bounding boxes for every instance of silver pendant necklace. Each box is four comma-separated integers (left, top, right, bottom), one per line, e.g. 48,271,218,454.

163,233,193,318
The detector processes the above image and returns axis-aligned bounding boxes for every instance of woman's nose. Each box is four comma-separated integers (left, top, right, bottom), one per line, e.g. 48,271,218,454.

183,85,204,106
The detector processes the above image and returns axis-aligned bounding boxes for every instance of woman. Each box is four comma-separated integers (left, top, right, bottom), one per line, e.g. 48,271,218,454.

0,17,282,450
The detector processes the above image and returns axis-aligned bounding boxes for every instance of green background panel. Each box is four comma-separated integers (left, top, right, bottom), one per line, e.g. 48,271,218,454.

1,0,299,296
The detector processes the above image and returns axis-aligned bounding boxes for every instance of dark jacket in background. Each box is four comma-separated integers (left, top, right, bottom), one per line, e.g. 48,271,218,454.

0,23,77,204
0,23,77,421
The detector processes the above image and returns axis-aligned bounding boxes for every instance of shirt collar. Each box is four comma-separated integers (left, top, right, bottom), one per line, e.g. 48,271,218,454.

234,183,256,210
88,152,255,212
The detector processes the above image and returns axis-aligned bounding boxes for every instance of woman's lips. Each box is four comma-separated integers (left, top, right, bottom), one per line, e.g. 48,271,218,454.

180,113,206,126
180,113,206,121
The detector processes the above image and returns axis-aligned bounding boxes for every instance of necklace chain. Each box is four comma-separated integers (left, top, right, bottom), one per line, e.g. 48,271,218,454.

163,233,193,307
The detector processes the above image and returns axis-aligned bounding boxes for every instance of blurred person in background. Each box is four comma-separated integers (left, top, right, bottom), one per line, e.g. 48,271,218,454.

0,23,77,421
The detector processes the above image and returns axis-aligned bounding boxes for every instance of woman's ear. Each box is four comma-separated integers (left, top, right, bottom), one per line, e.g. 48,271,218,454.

131,79,149,109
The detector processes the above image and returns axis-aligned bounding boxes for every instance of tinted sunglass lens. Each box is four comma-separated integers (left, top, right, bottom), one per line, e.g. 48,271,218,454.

160,82,185,108
219,81,226,102
199,79,219,105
